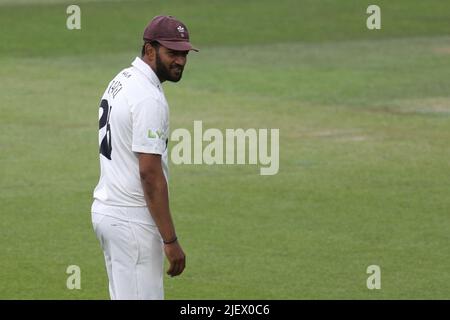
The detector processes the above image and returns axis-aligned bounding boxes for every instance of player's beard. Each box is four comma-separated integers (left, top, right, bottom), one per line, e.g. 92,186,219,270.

155,50,184,83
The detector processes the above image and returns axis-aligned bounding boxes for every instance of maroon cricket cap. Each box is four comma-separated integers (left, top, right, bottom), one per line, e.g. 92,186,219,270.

143,15,199,52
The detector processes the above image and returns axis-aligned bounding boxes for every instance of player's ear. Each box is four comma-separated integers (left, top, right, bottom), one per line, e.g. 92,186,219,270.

144,43,155,59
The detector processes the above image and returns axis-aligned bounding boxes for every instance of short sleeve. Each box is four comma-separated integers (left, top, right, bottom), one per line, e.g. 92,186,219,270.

131,97,167,155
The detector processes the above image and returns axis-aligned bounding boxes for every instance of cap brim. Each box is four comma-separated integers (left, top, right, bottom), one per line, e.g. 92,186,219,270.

157,40,199,52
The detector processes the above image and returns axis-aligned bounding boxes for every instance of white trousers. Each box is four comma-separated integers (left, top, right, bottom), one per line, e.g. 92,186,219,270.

92,212,164,300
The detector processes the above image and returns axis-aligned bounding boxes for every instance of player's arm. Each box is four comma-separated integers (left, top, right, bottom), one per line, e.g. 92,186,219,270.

138,153,185,277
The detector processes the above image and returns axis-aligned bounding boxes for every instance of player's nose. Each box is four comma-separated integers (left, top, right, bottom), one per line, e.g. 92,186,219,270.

174,54,187,66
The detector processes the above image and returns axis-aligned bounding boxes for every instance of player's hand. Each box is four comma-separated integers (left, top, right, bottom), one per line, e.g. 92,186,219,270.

164,241,185,277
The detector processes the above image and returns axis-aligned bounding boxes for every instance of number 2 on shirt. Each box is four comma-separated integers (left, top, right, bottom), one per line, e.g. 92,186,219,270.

99,99,112,160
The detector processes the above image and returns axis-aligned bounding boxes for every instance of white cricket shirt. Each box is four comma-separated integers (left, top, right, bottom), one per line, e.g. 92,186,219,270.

92,57,169,225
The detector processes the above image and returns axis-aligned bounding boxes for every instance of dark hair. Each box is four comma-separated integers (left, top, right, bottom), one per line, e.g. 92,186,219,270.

141,40,160,57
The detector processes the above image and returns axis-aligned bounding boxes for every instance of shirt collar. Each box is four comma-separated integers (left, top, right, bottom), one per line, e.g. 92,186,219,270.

131,57,162,89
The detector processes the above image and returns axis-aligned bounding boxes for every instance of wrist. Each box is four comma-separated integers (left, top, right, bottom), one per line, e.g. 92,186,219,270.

163,236,178,245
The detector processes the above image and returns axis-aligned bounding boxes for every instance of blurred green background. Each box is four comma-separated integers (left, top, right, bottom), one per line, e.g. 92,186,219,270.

0,0,449,299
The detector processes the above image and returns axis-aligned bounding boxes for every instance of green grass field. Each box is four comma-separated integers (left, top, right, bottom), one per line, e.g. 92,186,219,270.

0,0,450,299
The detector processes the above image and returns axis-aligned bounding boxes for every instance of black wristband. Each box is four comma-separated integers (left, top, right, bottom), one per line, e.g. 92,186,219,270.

163,236,178,245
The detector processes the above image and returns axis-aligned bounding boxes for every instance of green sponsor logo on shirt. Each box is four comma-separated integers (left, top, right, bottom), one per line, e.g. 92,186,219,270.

148,129,156,138
148,129,164,139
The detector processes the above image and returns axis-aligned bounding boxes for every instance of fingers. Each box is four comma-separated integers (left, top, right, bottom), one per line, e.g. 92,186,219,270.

167,254,185,277
164,243,186,277
175,254,185,276
167,261,175,276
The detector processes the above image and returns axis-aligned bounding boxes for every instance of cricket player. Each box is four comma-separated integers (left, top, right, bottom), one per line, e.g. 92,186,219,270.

91,15,198,300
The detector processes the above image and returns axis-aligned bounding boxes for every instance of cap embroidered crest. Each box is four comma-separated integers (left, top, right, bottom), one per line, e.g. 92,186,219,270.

177,25,185,37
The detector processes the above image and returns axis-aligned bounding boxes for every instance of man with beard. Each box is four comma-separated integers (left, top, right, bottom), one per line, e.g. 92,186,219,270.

91,15,198,300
